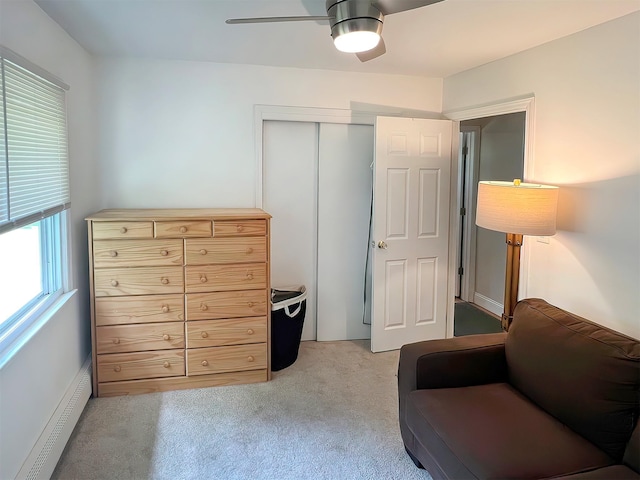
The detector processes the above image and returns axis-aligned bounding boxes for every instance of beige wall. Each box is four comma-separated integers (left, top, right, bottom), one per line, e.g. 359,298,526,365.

444,12,640,338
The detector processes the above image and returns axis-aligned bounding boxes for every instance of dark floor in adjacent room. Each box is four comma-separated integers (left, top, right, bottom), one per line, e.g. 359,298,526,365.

454,301,503,336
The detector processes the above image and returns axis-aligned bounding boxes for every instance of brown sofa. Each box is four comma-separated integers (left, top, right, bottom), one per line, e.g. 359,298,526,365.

398,298,640,479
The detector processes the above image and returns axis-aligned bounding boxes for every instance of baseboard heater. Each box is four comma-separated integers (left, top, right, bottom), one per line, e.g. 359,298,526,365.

16,355,92,480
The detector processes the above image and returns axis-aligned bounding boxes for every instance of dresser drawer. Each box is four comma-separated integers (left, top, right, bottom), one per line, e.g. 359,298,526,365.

96,322,185,354
94,266,184,297
155,220,212,238
93,221,153,240
186,317,267,348
97,349,185,382
185,263,267,293
93,239,183,268
95,294,184,326
185,237,267,265
186,290,268,320
186,344,267,375
214,220,266,237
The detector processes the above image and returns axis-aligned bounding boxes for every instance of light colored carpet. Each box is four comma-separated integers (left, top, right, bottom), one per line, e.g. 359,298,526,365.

52,340,431,480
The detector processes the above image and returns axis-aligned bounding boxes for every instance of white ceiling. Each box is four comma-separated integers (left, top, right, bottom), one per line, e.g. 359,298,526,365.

34,0,640,77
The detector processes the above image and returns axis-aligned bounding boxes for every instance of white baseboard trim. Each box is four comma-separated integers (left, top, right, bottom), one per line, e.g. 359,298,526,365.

16,355,92,480
473,293,503,317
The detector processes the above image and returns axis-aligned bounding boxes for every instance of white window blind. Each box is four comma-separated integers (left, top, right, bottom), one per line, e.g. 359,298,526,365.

0,88,6,224
0,54,70,234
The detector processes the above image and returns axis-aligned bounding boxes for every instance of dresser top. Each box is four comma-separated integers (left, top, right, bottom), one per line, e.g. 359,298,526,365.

86,208,271,221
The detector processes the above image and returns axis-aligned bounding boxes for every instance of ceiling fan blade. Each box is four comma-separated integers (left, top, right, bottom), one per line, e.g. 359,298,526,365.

356,38,386,62
226,16,330,24
373,0,444,16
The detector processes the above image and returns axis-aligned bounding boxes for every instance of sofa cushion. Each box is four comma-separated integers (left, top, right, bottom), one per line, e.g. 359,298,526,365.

624,423,640,472
506,299,640,461
552,465,640,479
406,383,613,479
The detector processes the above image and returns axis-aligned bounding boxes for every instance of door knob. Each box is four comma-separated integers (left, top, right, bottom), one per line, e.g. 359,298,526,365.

377,241,388,249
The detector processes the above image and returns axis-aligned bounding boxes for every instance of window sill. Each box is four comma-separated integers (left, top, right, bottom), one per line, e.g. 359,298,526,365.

0,289,77,370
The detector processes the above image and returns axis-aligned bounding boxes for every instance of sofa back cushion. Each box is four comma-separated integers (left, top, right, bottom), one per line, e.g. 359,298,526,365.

506,299,640,461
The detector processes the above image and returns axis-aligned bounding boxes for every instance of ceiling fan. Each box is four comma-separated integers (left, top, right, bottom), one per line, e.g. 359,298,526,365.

226,0,444,62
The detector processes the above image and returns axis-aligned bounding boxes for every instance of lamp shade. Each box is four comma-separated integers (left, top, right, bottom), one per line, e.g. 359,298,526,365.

476,180,559,236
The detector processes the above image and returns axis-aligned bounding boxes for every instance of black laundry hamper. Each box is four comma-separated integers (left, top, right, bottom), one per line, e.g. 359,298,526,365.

270,286,307,371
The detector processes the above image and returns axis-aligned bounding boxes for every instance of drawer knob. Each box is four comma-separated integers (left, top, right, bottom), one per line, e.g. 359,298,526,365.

110,280,119,287
201,360,209,367
161,305,169,313
247,356,255,362
199,249,207,255
200,303,208,311
246,273,254,280
120,227,127,234
114,365,121,372
200,276,207,283
161,278,169,285
163,361,170,368
110,250,118,257
236,225,244,232
180,226,187,234
247,302,254,308
163,334,170,341
247,329,254,335
160,250,168,256
246,247,253,254
113,338,120,344
201,331,208,338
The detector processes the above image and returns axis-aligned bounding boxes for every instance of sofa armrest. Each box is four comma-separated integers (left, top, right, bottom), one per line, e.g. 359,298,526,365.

398,333,507,402
398,333,508,452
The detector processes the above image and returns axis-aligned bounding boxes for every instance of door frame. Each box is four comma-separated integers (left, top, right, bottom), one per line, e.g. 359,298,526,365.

444,95,536,337
458,126,481,303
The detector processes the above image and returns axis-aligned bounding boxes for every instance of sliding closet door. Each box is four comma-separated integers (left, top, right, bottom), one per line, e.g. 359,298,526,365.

263,121,318,341
317,123,373,341
263,120,374,342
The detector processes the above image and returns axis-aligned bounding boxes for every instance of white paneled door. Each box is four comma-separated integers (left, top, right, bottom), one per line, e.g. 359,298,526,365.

371,117,453,352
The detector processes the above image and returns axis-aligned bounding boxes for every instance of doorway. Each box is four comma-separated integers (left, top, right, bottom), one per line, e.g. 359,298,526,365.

456,112,526,318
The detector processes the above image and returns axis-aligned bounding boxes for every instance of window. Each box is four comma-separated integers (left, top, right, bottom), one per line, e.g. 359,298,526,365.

0,47,70,348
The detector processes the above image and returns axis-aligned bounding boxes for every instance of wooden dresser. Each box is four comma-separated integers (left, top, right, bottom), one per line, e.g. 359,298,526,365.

86,208,271,397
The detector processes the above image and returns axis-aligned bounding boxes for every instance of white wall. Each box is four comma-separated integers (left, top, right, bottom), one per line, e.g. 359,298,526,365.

95,58,442,208
444,12,640,338
0,1,99,478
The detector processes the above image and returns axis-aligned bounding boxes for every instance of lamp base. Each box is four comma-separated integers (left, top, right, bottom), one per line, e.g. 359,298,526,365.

502,233,523,333
501,313,512,331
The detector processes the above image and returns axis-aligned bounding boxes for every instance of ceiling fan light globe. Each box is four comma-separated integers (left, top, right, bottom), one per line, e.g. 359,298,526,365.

334,30,380,53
